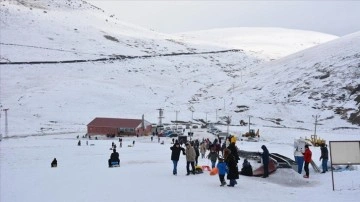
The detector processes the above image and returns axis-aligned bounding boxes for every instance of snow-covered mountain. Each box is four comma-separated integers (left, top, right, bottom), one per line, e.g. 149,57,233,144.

253,32,360,127
175,27,338,60
0,0,220,62
0,0,359,137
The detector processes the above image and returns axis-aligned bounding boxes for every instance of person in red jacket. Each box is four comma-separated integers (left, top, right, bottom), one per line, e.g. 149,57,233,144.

303,145,312,178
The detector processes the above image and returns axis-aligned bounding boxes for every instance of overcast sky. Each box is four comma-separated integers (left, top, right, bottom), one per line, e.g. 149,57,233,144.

89,1,360,36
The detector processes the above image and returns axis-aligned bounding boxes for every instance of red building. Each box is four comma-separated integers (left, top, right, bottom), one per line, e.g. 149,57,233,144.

87,117,152,137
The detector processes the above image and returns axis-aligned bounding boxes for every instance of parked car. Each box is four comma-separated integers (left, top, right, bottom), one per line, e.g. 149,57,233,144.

178,135,187,144
216,132,230,138
167,133,179,138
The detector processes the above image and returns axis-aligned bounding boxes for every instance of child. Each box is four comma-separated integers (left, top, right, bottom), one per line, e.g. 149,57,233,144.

51,158,57,167
207,147,218,168
217,157,227,186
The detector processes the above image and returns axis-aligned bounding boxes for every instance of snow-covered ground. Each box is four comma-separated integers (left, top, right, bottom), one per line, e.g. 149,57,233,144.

1,127,359,202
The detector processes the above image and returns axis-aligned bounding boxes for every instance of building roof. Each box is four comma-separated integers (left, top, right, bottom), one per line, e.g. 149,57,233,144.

87,117,144,128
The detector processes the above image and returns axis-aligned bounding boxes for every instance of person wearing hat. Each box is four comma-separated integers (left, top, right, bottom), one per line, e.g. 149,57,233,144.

170,141,185,175
261,145,270,178
223,148,239,186
319,143,328,173
185,142,196,175
240,159,253,176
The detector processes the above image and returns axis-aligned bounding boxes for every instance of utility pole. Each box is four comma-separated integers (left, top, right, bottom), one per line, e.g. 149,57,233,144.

225,115,231,134
0,109,2,141
3,108,9,137
175,110,180,127
205,112,208,123
216,108,221,122
156,108,164,126
223,98,226,111
248,115,252,134
189,106,194,121
312,115,320,136
0,108,2,138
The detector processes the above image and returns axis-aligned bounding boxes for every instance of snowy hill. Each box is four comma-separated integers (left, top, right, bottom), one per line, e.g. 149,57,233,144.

175,27,338,60
0,0,359,137
0,0,220,62
252,32,360,127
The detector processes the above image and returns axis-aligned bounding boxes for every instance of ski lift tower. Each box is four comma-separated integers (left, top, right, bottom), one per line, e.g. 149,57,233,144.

157,108,164,127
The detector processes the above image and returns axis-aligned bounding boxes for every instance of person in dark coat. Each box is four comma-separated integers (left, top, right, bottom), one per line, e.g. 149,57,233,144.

51,158,57,167
108,149,120,167
223,148,239,187
240,159,253,176
193,142,200,166
207,146,218,168
170,141,185,175
227,142,240,163
319,143,328,173
261,145,270,178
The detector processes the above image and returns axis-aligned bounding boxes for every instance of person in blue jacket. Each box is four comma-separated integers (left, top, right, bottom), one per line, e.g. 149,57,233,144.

216,156,227,186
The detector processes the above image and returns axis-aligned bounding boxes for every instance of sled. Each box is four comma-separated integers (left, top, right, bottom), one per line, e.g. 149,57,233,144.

201,165,211,171
310,160,321,173
109,161,120,168
195,166,204,174
210,167,218,176
252,159,277,177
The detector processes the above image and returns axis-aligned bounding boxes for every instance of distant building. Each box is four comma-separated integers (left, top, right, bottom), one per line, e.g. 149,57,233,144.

87,117,152,137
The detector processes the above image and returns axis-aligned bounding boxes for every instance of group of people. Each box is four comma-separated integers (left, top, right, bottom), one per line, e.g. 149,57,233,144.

170,136,272,187
294,138,328,178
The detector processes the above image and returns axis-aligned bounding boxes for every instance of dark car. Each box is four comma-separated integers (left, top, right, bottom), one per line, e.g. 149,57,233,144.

167,133,179,138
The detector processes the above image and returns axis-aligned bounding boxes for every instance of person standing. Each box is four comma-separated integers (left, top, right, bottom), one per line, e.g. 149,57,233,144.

185,142,196,175
261,145,270,178
294,138,305,174
303,145,312,178
319,143,329,173
207,146,219,168
216,157,227,186
223,148,239,187
227,142,240,164
200,142,206,159
170,141,185,175
193,142,200,166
